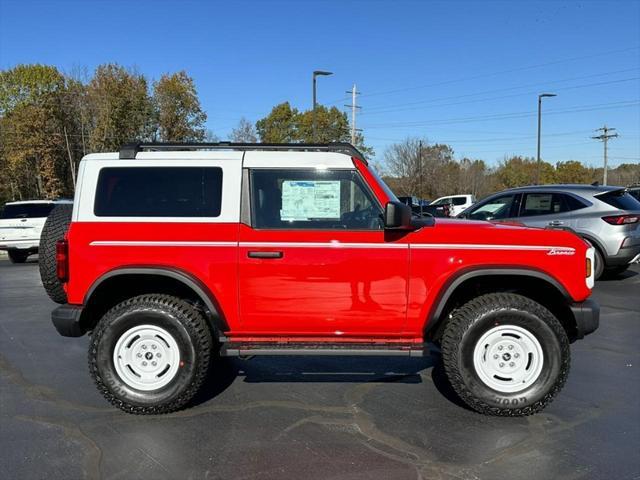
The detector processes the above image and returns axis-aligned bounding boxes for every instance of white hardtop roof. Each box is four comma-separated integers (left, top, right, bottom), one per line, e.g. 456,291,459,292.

5,199,72,205
82,150,355,169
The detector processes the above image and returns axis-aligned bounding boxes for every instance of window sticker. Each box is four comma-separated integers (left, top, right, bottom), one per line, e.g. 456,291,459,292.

525,194,552,211
281,180,341,221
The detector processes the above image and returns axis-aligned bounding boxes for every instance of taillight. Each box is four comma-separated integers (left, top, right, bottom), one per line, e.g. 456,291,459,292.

56,239,69,282
601,214,639,225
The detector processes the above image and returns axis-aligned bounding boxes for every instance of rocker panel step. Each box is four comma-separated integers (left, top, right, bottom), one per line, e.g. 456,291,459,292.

221,342,426,357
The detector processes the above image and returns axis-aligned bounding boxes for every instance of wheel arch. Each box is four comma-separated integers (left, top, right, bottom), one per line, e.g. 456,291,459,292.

424,267,579,342
80,267,228,337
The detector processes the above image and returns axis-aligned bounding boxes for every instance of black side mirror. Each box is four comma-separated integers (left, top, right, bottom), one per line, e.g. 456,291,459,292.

384,201,413,229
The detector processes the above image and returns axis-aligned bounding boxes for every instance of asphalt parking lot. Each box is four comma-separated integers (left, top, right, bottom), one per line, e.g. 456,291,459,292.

1,258,639,480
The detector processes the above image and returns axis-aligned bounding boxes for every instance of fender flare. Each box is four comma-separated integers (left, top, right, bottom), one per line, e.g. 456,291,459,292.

84,266,229,334
424,266,572,333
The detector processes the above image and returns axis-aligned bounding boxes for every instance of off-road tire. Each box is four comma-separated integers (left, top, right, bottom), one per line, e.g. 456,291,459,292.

88,294,212,414
441,293,570,416
7,250,29,263
39,204,73,303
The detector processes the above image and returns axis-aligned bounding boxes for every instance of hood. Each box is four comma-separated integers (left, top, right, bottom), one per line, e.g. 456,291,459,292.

408,217,587,251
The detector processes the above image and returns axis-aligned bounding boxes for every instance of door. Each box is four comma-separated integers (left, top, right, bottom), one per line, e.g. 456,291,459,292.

517,192,584,229
238,167,409,337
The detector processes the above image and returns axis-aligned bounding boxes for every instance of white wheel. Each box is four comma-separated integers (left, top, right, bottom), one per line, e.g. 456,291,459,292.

472,325,544,393
113,324,181,391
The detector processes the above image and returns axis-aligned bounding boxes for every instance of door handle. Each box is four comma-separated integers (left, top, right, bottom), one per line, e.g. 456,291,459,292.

548,220,564,226
248,251,283,259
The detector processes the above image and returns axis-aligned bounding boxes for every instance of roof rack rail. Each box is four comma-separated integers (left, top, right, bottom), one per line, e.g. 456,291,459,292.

118,141,367,163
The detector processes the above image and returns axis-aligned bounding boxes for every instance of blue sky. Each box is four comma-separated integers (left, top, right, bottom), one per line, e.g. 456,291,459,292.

1,0,639,168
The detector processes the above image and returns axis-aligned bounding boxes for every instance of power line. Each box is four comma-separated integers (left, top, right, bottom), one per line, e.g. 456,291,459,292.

337,46,640,102
362,100,640,129
591,126,619,185
359,75,639,116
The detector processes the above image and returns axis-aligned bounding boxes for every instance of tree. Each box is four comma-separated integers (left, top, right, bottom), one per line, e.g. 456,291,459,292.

384,137,458,199
87,64,154,151
555,160,593,184
153,71,206,142
230,117,257,142
256,102,299,143
495,156,556,189
0,64,73,199
295,105,350,143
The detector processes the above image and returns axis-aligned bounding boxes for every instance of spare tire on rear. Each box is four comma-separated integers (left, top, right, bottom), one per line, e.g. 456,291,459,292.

39,204,73,304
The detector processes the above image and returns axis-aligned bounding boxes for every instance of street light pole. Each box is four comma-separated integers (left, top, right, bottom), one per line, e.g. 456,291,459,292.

536,93,557,184
312,70,333,142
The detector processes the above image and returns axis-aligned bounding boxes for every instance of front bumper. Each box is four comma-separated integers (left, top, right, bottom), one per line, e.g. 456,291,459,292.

570,298,600,339
51,304,85,337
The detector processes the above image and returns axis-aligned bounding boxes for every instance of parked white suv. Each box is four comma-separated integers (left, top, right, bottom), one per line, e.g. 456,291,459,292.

0,200,72,263
430,194,476,217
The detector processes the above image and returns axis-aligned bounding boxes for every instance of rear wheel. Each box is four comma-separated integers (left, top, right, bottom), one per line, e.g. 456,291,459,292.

7,250,29,263
89,294,212,414
441,293,570,416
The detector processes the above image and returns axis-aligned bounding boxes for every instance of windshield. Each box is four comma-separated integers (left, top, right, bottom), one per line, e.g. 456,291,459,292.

1,203,56,219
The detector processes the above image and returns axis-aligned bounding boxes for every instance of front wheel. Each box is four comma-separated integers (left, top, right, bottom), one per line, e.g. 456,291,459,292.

89,294,212,414
441,293,570,416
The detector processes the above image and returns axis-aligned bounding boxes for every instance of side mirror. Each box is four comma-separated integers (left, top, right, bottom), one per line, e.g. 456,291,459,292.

384,201,413,229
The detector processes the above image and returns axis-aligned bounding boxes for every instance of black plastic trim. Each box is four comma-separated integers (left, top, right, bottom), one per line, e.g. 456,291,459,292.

84,267,229,333
425,267,572,332
221,342,426,357
51,304,85,337
569,298,600,339
119,142,367,163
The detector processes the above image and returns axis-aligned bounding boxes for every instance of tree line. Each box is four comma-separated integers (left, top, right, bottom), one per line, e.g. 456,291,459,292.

383,138,640,200
1,63,637,205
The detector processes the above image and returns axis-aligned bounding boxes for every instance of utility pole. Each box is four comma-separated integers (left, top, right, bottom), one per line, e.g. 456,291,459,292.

419,140,424,216
592,125,618,185
344,84,362,145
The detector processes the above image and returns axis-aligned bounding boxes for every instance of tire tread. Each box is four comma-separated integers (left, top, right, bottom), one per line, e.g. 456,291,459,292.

441,292,570,417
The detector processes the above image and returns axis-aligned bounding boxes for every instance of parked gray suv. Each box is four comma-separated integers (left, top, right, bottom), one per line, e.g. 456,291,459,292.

458,185,640,279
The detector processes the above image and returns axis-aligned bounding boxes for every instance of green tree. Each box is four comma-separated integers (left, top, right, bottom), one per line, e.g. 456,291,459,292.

256,102,299,143
255,102,374,156
0,64,74,199
87,64,154,151
555,160,593,184
295,105,350,143
496,156,556,189
153,71,206,141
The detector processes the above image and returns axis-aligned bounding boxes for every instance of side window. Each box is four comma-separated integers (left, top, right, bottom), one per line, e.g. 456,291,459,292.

520,193,586,217
94,167,223,217
452,197,467,206
250,169,383,230
432,197,450,206
468,194,515,220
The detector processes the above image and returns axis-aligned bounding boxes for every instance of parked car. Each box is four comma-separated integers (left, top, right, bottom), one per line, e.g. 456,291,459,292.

43,142,598,417
628,185,640,202
397,195,450,217
458,185,640,279
431,194,476,217
0,199,73,263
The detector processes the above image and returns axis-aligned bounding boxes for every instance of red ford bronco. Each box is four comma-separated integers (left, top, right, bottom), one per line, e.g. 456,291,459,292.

42,142,599,416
